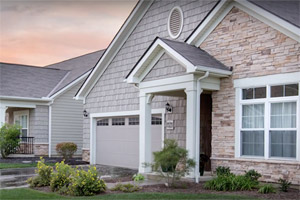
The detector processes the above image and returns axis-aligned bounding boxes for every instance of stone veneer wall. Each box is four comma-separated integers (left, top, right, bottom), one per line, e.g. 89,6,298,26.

200,8,300,184
34,144,48,156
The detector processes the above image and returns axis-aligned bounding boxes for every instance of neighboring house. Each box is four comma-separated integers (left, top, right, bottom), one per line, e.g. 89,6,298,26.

0,49,105,157
75,0,300,184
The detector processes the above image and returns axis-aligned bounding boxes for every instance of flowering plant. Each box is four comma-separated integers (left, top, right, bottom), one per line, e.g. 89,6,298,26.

50,160,74,193
27,157,53,187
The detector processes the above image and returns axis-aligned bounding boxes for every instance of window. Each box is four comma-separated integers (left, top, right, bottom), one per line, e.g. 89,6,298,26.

129,117,139,125
97,119,109,126
238,84,299,160
152,117,162,125
14,110,29,139
112,118,125,126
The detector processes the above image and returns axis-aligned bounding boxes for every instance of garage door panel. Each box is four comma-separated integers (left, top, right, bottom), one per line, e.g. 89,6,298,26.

96,116,162,169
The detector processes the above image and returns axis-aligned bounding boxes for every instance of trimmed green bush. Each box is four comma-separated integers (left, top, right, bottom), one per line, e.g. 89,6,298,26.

132,173,145,182
56,142,77,160
0,124,21,158
69,166,106,196
279,178,291,192
27,157,53,187
50,160,74,193
258,184,276,194
111,183,140,193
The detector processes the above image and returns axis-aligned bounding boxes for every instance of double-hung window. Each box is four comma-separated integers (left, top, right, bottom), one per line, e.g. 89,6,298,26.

238,83,299,160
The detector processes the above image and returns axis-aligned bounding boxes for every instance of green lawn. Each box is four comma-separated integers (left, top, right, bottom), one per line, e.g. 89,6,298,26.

0,163,55,169
0,188,256,200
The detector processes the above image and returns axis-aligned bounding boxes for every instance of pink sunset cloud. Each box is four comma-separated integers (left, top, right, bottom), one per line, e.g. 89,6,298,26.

0,0,137,66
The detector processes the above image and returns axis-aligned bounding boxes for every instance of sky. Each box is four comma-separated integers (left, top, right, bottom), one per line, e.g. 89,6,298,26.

0,0,137,66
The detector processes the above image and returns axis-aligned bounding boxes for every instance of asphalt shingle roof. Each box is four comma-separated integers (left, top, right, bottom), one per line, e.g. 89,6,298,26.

161,38,230,71
0,49,105,99
250,0,300,28
0,63,68,98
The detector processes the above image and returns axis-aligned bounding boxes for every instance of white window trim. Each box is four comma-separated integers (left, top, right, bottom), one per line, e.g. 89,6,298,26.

235,80,300,162
13,110,30,137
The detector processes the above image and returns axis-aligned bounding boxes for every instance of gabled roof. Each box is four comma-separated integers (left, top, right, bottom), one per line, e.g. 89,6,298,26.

0,49,105,100
126,37,231,84
46,49,105,97
0,63,68,98
249,0,299,28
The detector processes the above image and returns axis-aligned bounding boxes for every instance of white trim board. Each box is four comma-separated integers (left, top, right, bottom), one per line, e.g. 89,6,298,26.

187,0,300,46
90,109,165,118
234,72,300,88
75,0,154,100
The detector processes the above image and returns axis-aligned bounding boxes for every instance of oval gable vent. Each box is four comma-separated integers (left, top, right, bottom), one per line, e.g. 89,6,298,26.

168,6,183,39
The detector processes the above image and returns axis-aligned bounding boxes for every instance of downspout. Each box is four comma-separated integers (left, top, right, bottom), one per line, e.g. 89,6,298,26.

195,71,209,183
48,100,53,158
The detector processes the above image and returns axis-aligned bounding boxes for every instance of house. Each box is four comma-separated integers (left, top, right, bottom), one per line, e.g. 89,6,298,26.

73,0,299,185
0,49,105,157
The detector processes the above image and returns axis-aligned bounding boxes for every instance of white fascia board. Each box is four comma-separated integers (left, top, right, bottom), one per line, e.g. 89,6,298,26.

0,96,51,102
75,0,154,99
90,108,165,118
195,66,232,76
188,0,300,46
233,71,300,88
50,70,90,100
127,39,195,84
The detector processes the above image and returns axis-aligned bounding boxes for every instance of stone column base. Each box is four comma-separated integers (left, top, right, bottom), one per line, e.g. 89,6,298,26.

82,149,90,162
34,144,49,156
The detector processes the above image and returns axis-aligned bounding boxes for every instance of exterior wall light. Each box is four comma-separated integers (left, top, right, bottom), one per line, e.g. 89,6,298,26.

83,109,89,117
165,102,173,113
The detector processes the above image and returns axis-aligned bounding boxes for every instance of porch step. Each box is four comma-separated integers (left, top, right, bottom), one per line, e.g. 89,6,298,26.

0,167,36,176
0,173,35,189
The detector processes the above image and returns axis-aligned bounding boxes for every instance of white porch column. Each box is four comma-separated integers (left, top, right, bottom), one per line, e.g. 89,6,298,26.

139,93,153,173
185,88,197,178
0,103,8,126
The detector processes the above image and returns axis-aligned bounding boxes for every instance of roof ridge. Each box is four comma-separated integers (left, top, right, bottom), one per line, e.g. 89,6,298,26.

0,62,69,71
45,49,106,68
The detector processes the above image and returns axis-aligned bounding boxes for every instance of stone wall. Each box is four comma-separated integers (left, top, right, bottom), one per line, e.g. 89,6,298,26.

34,144,48,156
82,149,90,162
200,7,300,183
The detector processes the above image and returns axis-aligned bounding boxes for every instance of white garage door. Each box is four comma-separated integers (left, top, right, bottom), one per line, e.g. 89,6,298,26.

96,115,162,169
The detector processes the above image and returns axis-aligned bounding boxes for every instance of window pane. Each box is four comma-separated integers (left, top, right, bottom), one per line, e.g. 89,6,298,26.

97,119,109,126
254,87,266,99
21,129,27,137
270,131,296,158
242,104,264,128
112,118,125,126
151,117,162,125
242,88,253,100
271,102,296,128
241,131,264,156
271,85,283,97
285,84,298,96
21,115,27,128
129,117,139,125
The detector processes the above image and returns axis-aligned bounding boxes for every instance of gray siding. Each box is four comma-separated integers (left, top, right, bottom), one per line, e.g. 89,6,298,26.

143,53,186,82
30,105,49,143
51,81,84,156
84,0,218,149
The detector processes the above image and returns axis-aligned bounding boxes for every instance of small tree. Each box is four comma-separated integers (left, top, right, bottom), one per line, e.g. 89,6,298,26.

56,142,77,160
0,124,21,158
150,139,195,187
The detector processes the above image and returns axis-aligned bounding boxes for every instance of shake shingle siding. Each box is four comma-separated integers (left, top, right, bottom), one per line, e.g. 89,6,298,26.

83,0,218,149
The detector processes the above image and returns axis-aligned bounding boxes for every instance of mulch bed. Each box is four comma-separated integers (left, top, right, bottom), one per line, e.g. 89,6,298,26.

32,182,300,199
0,157,88,165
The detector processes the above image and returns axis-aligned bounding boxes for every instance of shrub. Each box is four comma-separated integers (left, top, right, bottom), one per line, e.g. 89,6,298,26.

56,142,77,160
279,178,291,192
149,139,195,187
258,184,276,194
0,124,21,158
111,183,140,193
204,174,258,191
215,166,231,176
245,169,261,183
69,166,106,196
50,160,74,193
27,157,53,187
132,173,145,182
